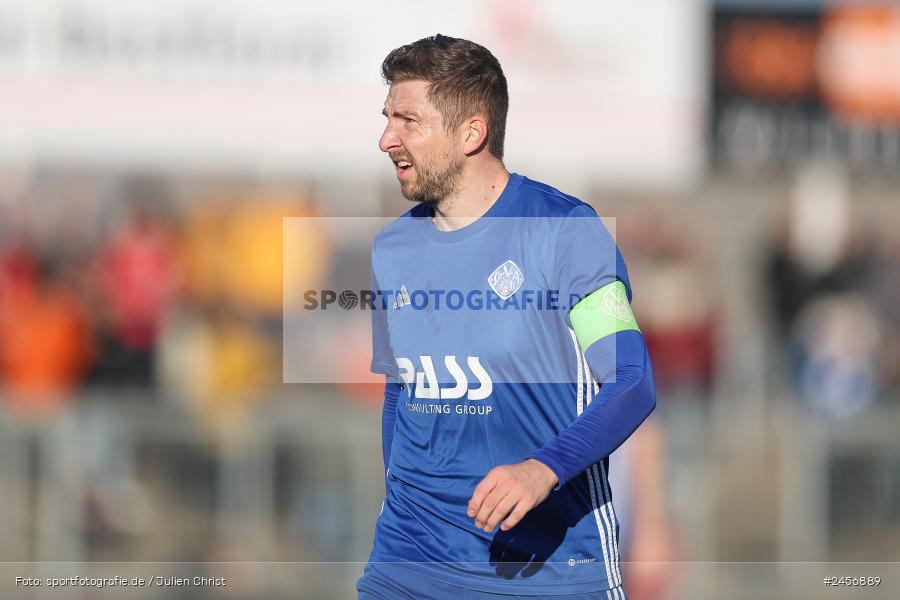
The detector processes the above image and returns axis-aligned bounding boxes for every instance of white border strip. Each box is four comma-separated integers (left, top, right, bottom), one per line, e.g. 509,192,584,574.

569,329,614,587
581,347,622,588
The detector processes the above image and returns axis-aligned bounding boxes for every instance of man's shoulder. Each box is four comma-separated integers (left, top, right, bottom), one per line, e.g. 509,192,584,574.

372,203,428,251
514,175,596,218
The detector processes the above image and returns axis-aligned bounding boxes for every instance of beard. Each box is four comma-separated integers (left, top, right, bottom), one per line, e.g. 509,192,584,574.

399,153,465,207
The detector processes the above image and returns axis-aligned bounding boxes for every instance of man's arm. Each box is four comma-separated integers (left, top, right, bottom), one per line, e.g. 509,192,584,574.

528,328,656,487
468,280,657,532
382,380,401,472
370,265,401,474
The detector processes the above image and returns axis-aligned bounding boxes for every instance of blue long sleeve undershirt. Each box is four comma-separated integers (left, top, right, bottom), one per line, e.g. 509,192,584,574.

382,381,401,472
528,329,656,487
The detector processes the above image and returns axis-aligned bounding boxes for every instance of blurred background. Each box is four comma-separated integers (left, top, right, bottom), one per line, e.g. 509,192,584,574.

0,0,898,598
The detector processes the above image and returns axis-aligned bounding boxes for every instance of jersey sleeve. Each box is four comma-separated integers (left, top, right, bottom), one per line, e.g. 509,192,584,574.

526,203,655,487
370,269,398,378
553,204,632,317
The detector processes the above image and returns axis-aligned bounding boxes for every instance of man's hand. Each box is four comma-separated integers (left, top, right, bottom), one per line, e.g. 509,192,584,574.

467,459,559,533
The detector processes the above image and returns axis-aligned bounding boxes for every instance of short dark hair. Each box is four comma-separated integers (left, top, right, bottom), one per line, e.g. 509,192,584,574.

381,34,508,160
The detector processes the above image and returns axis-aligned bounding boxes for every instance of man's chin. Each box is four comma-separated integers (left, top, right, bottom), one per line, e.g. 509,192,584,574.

399,181,416,201
400,182,432,205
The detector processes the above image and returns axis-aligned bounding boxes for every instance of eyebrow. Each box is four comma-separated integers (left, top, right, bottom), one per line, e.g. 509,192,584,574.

381,108,420,119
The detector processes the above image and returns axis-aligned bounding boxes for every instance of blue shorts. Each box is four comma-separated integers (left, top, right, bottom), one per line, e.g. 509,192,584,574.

357,563,629,599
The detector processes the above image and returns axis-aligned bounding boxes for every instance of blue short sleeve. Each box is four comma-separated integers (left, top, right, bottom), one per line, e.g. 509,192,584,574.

554,204,632,315
370,269,397,378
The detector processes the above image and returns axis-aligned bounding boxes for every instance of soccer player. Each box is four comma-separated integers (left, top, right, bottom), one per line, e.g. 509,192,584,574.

357,35,656,600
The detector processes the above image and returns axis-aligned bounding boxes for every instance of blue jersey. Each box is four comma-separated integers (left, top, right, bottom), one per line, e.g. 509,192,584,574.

368,173,632,595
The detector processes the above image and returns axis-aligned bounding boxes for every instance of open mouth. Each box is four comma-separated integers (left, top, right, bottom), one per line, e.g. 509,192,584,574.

393,159,414,181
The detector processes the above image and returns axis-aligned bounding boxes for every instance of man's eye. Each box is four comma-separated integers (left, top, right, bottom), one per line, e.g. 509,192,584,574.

404,117,415,124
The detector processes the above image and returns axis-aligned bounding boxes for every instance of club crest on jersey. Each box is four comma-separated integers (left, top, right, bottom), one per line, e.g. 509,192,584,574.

487,260,524,300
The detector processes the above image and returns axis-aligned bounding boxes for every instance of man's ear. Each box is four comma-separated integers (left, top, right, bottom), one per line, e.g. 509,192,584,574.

461,116,489,155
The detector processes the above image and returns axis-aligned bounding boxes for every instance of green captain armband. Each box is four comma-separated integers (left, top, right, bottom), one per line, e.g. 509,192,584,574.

569,280,641,353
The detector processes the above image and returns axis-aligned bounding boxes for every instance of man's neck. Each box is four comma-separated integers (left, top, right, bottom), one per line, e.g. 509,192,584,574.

432,163,510,232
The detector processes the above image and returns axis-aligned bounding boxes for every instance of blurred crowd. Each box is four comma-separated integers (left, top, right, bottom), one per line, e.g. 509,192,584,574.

0,171,322,432
3,167,897,427
612,171,900,420
0,166,898,594
763,167,900,418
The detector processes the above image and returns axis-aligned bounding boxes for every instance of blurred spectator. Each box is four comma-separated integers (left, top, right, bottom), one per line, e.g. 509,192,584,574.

90,197,180,387
204,310,275,429
609,417,682,600
763,165,887,416
620,209,719,399
0,238,39,299
0,256,92,417
181,190,323,317
158,306,274,437
793,294,880,418
765,202,873,334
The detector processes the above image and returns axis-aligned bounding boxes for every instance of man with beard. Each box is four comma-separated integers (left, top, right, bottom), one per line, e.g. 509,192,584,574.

358,35,656,600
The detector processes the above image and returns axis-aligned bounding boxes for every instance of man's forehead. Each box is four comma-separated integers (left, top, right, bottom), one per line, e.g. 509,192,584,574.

384,80,434,112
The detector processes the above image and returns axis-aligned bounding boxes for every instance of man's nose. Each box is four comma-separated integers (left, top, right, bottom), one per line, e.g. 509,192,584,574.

379,123,399,153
